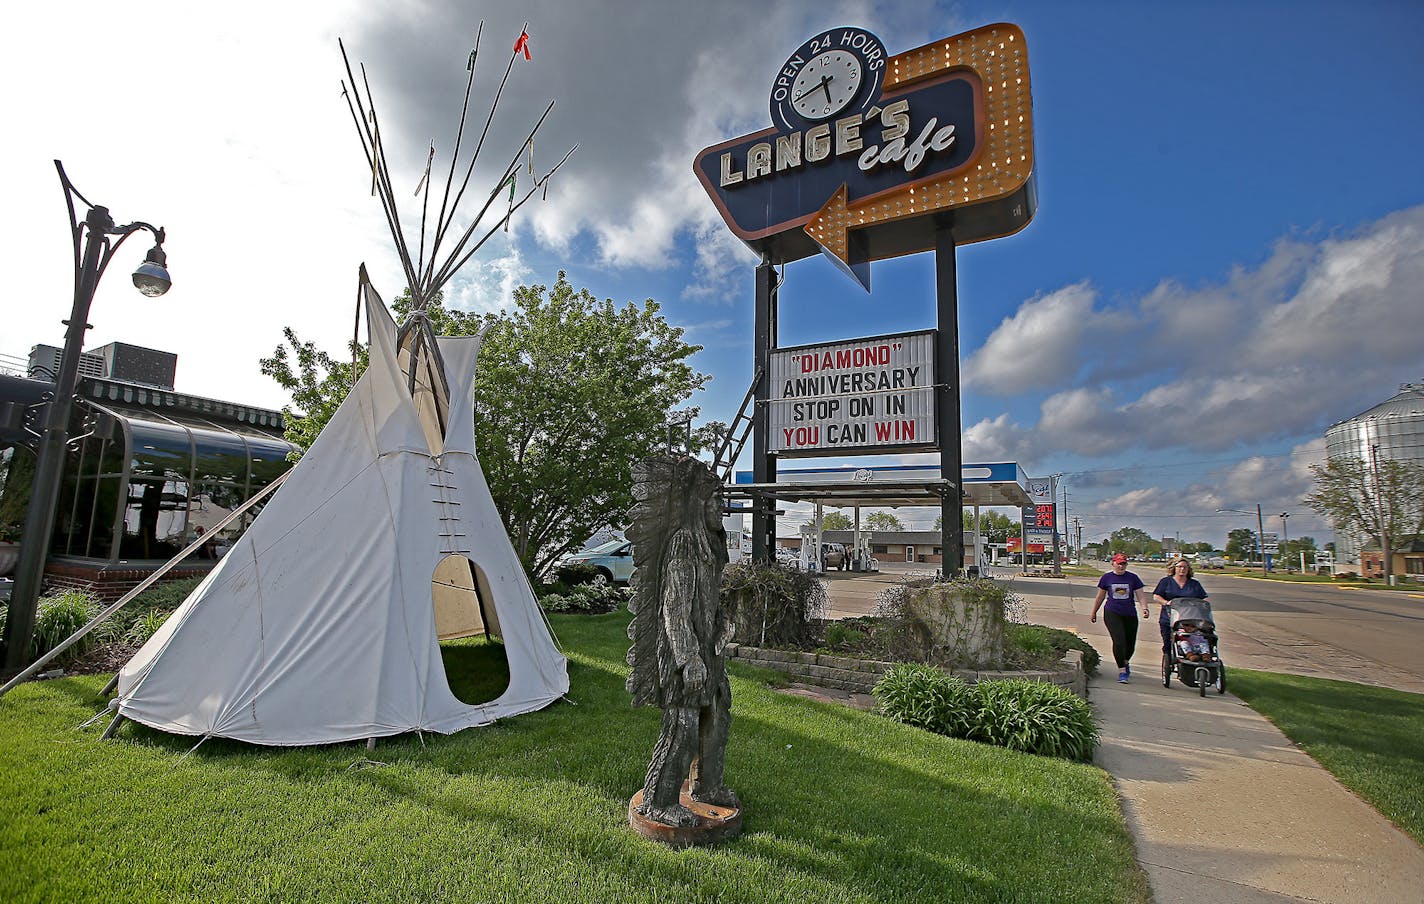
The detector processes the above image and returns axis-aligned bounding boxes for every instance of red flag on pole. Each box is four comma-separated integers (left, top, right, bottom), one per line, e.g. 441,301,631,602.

514,30,531,60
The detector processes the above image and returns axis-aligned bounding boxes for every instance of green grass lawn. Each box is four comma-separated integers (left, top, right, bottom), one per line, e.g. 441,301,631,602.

0,611,1148,904
1230,669,1424,844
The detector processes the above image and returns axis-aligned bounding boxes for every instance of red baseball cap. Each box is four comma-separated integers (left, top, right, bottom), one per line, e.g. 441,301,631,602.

1111,553,1128,564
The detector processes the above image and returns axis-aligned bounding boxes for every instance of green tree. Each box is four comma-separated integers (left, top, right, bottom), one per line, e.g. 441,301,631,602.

0,446,36,539
821,511,854,531
1280,535,1316,565
1107,526,1154,557
262,272,707,577
1225,528,1257,563
1305,455,1424,583
865,511,904,532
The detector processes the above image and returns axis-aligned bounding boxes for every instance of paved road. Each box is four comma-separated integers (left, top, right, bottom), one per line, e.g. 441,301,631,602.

821,566,1424,693
1151,572,1424,694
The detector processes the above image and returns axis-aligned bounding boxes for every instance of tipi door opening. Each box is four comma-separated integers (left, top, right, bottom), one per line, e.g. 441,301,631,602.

433,553,511,706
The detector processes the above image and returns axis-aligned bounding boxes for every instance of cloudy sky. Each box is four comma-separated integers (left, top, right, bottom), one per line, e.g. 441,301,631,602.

3,1,1421,551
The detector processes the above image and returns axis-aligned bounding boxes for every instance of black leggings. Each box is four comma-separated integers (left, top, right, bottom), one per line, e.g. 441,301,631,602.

1102,610,1140,669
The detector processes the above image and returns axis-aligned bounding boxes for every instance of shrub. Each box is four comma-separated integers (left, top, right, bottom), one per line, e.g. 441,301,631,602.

823,622,867,650
554,562,603,586
125,608,175,646
31,590,100,662
1004,622,1101,676
969,679,1098,761
874,665,1097,761
538,583,623,615
872,577,1022,668
1007,624,1054,658
129,576,204,611
874,663,975,737
722,562,825,647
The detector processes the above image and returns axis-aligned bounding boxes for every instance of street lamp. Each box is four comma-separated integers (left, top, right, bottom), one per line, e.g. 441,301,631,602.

1,161,170,674
1216,504,1267,576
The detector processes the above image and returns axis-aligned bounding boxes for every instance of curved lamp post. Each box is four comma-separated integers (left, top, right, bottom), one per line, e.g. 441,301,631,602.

1,161,170,674
1216,504,1267,576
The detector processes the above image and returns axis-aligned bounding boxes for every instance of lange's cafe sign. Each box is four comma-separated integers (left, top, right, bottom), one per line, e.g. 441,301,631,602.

768,331,936,455
694,23,1036,284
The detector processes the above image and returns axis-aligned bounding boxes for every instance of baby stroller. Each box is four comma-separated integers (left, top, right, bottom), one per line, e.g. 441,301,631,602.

1161,598,1226,696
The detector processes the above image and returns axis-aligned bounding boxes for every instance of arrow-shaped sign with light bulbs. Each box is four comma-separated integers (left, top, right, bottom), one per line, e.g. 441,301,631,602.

694,23,1035,289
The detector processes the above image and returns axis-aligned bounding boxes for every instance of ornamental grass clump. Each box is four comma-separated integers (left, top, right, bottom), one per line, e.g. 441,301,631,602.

31,589,100,662
874,664,1097,761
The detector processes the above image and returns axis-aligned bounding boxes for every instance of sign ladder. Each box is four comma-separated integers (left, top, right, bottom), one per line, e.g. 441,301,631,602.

710,367,763,485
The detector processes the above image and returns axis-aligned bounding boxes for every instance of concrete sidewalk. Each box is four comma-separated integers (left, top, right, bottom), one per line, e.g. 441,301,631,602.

1003,574,1424,904
818,570,1424,903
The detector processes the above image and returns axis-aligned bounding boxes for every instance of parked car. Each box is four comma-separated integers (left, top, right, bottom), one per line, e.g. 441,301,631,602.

561,539,634,584
1203,556,1227,569
821,542,847,569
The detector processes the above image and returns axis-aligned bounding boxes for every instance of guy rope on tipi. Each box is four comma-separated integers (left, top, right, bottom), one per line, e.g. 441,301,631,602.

2,24,578,749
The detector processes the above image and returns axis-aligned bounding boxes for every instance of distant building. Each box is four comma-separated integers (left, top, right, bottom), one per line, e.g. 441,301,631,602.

28,341,176,389
0,342,295,599
1324,381,1424,567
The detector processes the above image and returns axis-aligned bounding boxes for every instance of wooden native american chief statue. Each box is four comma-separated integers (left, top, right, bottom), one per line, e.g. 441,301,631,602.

625,454,740,842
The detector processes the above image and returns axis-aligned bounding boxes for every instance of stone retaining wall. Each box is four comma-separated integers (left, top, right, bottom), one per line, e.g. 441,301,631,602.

728,644,1086,699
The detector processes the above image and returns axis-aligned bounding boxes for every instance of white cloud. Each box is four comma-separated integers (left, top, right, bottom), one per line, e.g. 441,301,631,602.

973,205,1424,464
961,413,1034,462
963,283,1112,395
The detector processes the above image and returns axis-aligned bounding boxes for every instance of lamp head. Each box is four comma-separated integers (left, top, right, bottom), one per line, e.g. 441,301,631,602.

132,242,171,297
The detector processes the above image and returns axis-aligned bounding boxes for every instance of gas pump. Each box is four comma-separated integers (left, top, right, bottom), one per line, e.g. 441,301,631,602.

849,534,878,572
799,522,819,573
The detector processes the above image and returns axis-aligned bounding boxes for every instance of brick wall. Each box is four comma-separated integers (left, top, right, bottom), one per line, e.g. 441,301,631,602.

728,644,1086,699
42,560,214,602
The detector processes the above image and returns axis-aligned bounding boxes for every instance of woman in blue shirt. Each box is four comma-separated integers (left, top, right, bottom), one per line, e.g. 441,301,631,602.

1152,558,1209,654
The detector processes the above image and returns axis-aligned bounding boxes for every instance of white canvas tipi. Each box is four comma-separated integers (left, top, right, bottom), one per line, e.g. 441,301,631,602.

115,283,568,745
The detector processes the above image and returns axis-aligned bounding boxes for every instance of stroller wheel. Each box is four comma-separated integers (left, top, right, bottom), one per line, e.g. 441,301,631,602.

1197,667,1209,696
1162,653,1171,687
1217,663,1227,695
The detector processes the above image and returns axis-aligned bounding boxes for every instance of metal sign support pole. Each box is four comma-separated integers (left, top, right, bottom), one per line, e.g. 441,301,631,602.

935,224,963,576
751,257,778,564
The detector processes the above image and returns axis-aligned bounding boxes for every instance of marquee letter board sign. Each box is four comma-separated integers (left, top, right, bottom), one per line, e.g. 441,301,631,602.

768,330,937,457
694,23,1035,288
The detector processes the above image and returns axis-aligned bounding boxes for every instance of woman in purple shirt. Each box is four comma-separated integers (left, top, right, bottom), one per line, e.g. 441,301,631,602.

1090,553,1151,683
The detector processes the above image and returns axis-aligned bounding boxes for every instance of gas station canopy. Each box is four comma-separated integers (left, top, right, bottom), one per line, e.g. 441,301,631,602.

731,462,1033,509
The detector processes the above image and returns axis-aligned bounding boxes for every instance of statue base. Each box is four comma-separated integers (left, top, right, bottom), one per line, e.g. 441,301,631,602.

628,781,742,847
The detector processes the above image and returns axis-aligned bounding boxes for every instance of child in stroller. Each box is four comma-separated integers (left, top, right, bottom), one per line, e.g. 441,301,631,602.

1162,599,1226,696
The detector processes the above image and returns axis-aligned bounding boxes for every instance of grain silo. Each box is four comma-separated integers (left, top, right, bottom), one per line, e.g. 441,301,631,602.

1324,381,1424,571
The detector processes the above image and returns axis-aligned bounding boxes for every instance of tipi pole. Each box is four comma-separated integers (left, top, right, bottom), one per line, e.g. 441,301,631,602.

425,22,484,286
427,101,556,289
424,23,527,286
0,469,292,701
99,712,126,740
439,147,575,280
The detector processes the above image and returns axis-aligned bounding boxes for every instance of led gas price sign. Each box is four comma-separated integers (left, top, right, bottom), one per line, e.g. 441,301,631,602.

767,331,937,456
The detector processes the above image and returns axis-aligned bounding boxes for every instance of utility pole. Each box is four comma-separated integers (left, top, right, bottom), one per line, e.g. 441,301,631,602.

1256,503,1267,576
1279,513,1290,572
1369,443,1391,584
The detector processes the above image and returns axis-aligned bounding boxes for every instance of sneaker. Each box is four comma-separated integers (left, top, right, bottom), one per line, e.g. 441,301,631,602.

1118,670,1129,683
1124,664,1131,678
